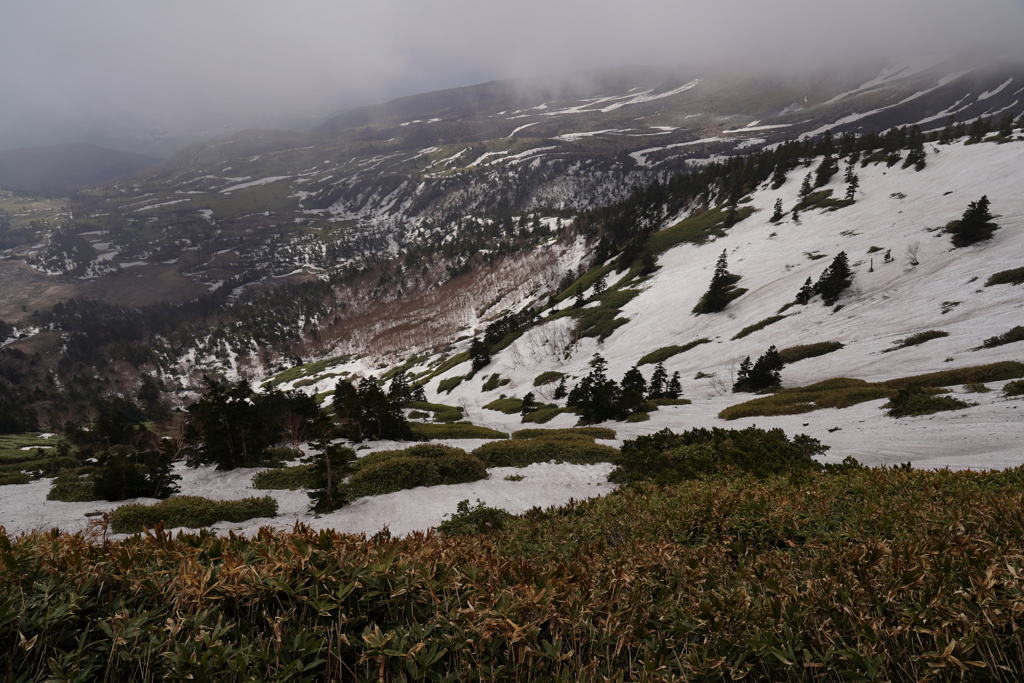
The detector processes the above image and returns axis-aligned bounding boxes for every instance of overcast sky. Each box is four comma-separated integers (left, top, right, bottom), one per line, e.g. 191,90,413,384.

2,0,1022,152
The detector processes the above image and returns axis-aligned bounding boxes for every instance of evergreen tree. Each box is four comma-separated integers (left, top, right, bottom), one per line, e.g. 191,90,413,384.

520,392,538,417
814,154,838,188
845,170,860,201
939,117,957,144
638,251,658,276
1017,113,1024,131
949,195,998,247
692,250,747,315
566,355,622,423
795,277,816,305
469,337,490,373
334,377,411,442
619,366,648,415
903,139,926,171
770,198,784,223
307,440,357,513
553,377,568,400
770,163,787,190
666,372,682,399
799,173,813,200
388,370,413,405
815,252,853,306
734,346,784,392
648,362,668,398
998,112,1015,138
967,117,990,144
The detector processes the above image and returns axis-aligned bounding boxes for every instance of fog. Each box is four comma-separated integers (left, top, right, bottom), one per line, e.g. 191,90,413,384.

2,0,1022,154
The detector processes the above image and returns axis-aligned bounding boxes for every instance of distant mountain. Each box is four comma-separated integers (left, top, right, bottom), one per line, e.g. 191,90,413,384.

0,143,160,192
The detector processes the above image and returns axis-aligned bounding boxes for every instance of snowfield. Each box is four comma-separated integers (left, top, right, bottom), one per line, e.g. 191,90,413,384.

2,138,1023,538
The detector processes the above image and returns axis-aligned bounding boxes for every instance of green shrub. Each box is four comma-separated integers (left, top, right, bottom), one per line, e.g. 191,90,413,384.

345,453,487,499
0,472,31,486
963,383,991,393
47,469,100,502
472,439,618,468
437,499,512,536
408,401,463,422
884,387,973,417
533,371,565,387
609,427,827,484
410,423,509,440
637,339,710,365
437,376,466,394
109,496,279,533
777,341,844,364
885,330,949,351
885,361,1024,389
520,406,572,424
979,326,1024,349
481,374,510,391
512,427,616,441
648,398,692,407
355,444,468,469
985,266,1024,286
252,465,317,490
732,315,787,340
1004,380,1024,397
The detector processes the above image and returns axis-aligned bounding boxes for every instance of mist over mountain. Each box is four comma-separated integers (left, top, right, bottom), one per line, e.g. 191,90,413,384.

0,143,160,192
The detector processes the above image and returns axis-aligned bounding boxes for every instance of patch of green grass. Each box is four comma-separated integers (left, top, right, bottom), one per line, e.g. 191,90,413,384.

553,263,616,304
575,288,642,341
1004,380,1024,397
732,315,788,340
979,326,1024,349
794,189,854,213
110,496,279,534
483,398,524,414
410,423,509,440
408,401,463,423
649,398,692,407
262,357,346,389
533,371,565,387
985,266,1024,287
481,373,511,391
963,383,991,393
884,330,949,352
421,351,471,383
626,412,651,423
777,341,844,364
646,206,755,256
0,472,31,485
0,433,57,464
437,375,466,394
638,339,711,365
720,361,1024,420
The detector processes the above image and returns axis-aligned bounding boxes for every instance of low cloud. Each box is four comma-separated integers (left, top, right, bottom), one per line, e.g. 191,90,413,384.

1,0,1021,151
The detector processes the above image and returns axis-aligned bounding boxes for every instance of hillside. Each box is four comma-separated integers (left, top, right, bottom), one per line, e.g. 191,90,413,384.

2,131,1022,538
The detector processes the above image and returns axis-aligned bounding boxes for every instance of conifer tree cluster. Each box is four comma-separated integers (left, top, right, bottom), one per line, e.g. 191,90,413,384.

733,346,784,393
795,252,853,306
693,250,747,315
948,195,999,247
567,356,680,423
333,377,412,442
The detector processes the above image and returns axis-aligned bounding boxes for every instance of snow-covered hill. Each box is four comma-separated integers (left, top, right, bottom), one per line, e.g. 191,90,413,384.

3,134,1022,540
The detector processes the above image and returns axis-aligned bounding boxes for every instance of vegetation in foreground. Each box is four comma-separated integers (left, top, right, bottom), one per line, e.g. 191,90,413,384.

5,463,1024,680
